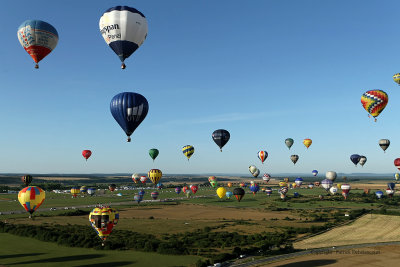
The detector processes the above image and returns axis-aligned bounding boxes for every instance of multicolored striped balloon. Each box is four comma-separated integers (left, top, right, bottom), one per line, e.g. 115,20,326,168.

257,151,268,164
361,90,388,120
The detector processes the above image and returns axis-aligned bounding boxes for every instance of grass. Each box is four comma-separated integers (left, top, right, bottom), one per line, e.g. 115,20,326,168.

0,233,201,267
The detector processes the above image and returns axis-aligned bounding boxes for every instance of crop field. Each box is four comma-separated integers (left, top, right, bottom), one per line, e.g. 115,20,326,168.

0,233,201,267
294,214,400,249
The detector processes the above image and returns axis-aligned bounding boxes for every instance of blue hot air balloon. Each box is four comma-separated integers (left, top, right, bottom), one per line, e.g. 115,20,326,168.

225,191,233,199
350,154,361,166
138,189,145,197
387,183,396,190
99,6,148,69
110,92,149,142
175,187,181,194
312,170,318,176
375,191,383,199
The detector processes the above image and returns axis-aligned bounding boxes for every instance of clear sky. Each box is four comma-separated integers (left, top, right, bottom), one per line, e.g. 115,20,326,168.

0,0,399,175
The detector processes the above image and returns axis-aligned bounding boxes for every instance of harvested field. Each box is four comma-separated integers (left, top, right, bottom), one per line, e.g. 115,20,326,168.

265,245,400,267
294,214,400,249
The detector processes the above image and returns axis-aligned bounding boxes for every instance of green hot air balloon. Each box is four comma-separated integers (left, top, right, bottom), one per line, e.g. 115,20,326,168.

285,138,294,150
149,148,159,162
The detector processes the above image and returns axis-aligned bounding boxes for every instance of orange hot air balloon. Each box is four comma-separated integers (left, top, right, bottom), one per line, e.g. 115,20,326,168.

227,182,232,188
303,139,312,149
361,90,388,121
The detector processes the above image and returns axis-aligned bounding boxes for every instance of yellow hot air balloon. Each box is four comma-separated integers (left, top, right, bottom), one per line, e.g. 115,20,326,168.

182,145,194,161
148,169,162,185
279,182,287,187
89,206,119,245
303,138,312,149
393,73,400,85
217,187,227,199
18,186,45,218
292,182,297,188
71,186,80,198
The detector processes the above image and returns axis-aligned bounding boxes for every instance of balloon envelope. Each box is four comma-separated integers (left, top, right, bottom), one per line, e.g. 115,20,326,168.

379,139,390,152
290,155,299,165
285,138,294,149
89,206,119,242
257,151,268,164
303,139,312,149
182,145,195,160
216,187,227,199
18,186,45,215
212,129,230,151
361,90,388,119
110,92,149,142
233,187,245,202
99,6,148,68
21,175,32,186
350,154,361,166
312,170,318,176
359,156,367,167
148,169,162,185
82,150,92,161
17,20,58,68
149,148,159,161
326,171,337,181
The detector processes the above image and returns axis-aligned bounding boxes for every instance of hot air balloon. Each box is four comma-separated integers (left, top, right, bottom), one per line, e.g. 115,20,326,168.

175,187,181,194
89,206,119,245
303,139,312,149
364,188,370,194
290,155,299,165
17,20,58,69
233,187,245,202
350,154,361,166
186,191,192,198
341,184,351,200
21,175,32,186
361,90,388,121
190,185,198,194
226,191,233,199
326,171,337,182
87,188,96,196
379,139,390,152
358,156,367,167
151,191,159,200
82,150,92,161
284,178,290,183
249,165,257,174
257,151,268,164
149,148,159,162
212,129,230,151
293,192,299,198
395,173,400,181
329,186,338,195
291,182,297,189
227,182,232,188
319,195,324,200
279,181,287,187
208,176,218,188
217,187,227,199
138,189,145,197
295,178,304,187
110,92,149,142
249,183,260,195
80,186,87,194
386,188,395,198
71,186,80,198
182,186,189,194
394,158,400,171
285,138,294,149
99,6,148,69
109,184,116,191
18,186,45,218
393,73,400,85
157,182,163,190
279,187,288,199
132,173,140,183
134,194,142,204
321,179,333,191
251,168,260,178
312,170,318,176
308,184,314,189
240,182,247,188
314,181,320,187
375,190,383,199
388,182,396,190
265,187,272,196
182,145,194,161
148,169,162,185
263,173,271,183
140,176,147,184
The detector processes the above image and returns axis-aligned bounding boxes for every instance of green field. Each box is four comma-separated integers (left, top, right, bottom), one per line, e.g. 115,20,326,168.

0,233,201,267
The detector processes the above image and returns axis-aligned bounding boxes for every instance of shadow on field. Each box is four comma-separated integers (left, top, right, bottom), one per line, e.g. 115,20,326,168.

275,259,337,267
8,254,104,265
75,261,134,267
0,253,45,259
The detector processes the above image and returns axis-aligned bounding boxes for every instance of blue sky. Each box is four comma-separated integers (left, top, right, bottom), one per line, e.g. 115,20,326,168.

0,0,399,175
